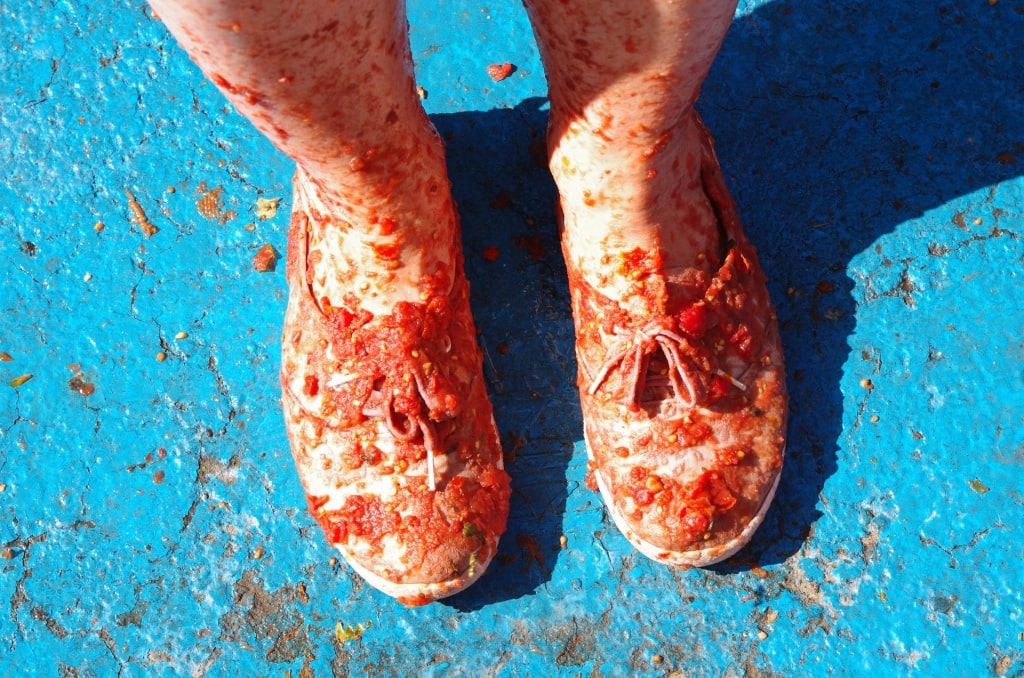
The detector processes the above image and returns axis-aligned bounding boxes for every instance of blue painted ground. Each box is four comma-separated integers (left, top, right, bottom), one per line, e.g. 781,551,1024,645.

2,0,1023,675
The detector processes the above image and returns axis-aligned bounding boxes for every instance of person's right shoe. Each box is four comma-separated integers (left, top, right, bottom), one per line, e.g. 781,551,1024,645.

279,170,511,605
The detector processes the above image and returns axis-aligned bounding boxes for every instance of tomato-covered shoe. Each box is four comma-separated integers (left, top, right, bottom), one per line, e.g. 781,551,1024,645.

564,116,787,567
280,170,511,604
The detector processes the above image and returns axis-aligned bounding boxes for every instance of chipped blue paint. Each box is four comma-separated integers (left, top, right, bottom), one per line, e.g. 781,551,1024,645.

2,0,1023,676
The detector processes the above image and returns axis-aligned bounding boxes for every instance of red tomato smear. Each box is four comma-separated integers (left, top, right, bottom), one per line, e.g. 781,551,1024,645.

716,448,746,466
373,241,401,262
515,234,546,261
302,374,319,397
490,190,513,209
676,471,738,543
314,474,509,573
677,303,709,338
674,416,713,447
306,493,332,512
516,534,545,566
618,247,662,278
210,72,265,106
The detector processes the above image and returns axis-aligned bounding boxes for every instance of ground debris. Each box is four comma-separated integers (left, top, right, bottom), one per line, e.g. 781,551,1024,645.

126,188,159,237
253,243,279,272
487,62,514,82
335,620,372,643
196,181,237,224
220,569,310,663
554,616,596,667
255,196,280,220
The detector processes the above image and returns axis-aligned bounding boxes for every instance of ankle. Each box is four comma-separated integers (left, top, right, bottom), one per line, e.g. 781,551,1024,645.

294,158,459,318
550,109,720,312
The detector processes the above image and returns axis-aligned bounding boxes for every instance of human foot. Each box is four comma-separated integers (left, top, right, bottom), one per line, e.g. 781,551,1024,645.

558,113,787,567
553,109,727,317
280,170,510,604
521,0,782,564
146,0,512,604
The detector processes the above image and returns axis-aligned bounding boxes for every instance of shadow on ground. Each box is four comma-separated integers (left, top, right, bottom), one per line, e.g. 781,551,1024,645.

703,0,1024,567
427,0,1024,596
432,98,577,609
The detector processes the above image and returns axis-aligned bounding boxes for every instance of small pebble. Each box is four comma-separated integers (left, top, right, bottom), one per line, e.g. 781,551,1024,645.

156,351,167,362
83,272,92,282
175,331,188,340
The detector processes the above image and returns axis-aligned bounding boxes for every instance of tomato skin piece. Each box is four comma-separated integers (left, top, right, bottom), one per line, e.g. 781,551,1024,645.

680,511,711,539
706,374,733,402
252,243,279,272
486,62,514,82
728,323,756,361
632,487,656,507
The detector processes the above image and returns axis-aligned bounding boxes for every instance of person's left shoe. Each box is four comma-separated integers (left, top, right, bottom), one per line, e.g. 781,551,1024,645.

565,116,787,567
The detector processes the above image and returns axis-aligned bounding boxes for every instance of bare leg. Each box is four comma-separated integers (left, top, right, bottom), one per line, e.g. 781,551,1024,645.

525,0,787,566
525,0,739,314
148,0,510,605
149,0,452,310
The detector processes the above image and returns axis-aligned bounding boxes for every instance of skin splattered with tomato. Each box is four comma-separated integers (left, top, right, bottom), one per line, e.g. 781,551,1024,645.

563,121,786,564
280,174,510,603
148,0,510,603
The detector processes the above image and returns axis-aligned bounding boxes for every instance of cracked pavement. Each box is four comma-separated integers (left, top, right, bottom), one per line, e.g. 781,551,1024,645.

2,0,1024,675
